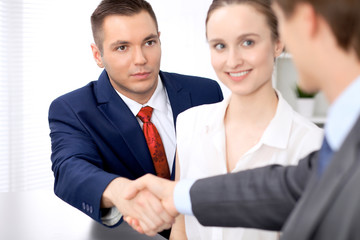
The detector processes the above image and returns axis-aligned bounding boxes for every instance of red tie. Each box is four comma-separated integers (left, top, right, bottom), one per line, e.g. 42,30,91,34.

137,106,170,179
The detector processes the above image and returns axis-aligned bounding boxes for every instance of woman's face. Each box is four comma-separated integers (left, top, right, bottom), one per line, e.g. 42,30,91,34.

207,4,283,96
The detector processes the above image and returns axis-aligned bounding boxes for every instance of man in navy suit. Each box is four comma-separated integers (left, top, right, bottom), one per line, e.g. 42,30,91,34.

48,0,223,238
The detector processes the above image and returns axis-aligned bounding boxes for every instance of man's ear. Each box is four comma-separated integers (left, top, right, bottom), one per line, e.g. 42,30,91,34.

91,43,104,68
296,3,318,38
158,31,161,44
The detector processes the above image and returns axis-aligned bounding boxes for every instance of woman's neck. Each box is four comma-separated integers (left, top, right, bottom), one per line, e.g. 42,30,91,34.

225,86,279,128
224,85,279,172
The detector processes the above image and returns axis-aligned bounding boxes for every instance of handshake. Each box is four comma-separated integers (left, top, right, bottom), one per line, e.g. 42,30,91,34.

104,174,180,236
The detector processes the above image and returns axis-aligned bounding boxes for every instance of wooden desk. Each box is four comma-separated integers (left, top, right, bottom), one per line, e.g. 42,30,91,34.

0,191,166,240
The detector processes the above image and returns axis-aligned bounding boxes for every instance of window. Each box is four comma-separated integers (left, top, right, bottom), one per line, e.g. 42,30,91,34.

0,0,102,191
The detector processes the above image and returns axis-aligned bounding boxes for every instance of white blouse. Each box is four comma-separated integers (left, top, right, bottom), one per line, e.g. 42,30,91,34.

176,91,324,240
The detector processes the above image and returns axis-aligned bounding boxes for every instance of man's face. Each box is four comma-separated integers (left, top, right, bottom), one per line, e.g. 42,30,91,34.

92,11,161,104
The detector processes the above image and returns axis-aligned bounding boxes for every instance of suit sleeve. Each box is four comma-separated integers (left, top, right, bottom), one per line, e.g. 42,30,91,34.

48,97,120,226
190,152,318,231
214,80,223,102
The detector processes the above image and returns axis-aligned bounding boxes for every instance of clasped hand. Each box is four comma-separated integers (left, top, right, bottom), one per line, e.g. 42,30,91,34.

122,174,179,236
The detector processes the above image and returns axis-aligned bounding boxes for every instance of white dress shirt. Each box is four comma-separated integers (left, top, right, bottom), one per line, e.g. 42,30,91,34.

175,90,323,240
325,76,360,151
101,75,176,226
116,77,176,171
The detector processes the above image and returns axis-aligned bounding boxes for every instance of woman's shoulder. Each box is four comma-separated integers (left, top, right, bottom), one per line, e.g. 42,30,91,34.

177,100,225,124
288,109,324,154
292,110,323,133
276,92,324,147
277,90,322,133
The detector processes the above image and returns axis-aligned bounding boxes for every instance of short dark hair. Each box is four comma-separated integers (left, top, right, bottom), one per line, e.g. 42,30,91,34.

206,0,279,41
91,0,159,53
272,0,360,60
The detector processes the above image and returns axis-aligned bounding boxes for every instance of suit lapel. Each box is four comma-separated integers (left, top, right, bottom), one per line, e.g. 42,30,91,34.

95,70,156,176
160,71,193,179
160,71,192,127
94,71,193,179
282,116,360,239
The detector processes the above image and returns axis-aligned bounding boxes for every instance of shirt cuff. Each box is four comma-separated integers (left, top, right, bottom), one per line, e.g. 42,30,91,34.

173,179,195,216
101,207,122,226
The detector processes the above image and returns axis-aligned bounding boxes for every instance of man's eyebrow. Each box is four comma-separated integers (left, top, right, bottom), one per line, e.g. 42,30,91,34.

143,34,159,42
110,40,130,48
109,34,159,48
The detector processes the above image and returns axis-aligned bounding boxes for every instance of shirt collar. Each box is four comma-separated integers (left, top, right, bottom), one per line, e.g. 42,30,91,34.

325,76,360,151
261,90,293,149
207,90,292,149
115,75,168,116
204,96,230,131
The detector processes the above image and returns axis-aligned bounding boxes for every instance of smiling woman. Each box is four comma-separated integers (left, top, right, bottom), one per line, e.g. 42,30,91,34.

172,0,324,239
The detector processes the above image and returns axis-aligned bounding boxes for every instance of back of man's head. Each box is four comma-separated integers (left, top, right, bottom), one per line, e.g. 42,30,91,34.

273,0,360,60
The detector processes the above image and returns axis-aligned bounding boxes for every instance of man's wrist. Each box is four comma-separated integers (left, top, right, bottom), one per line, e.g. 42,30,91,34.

173,179,195,216
101,177,129,208
101,207,123,226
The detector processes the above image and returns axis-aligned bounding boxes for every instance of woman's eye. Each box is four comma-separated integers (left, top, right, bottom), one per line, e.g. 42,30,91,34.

214,43,225,50
243,40,254,47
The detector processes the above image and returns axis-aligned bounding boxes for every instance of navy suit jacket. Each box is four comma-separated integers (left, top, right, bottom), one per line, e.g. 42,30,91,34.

48,70,223,227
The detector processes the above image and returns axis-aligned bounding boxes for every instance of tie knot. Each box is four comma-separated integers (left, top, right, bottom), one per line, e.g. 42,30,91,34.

137,106,153,123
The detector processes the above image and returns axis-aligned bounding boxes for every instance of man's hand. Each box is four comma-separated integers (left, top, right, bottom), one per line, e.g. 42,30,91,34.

123,174,180,235
101,177,175,236
124,174,179,217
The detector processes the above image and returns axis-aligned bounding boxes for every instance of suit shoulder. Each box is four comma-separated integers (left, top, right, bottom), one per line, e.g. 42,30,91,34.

160,71,223,103
161,71,219,87
49,81,97,110
292,110,323,134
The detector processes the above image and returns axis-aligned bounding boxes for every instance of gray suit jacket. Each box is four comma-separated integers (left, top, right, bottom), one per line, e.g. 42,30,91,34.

190,115,360,239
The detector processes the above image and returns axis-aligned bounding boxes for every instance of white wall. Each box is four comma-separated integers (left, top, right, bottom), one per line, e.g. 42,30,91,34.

149,1,214,75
